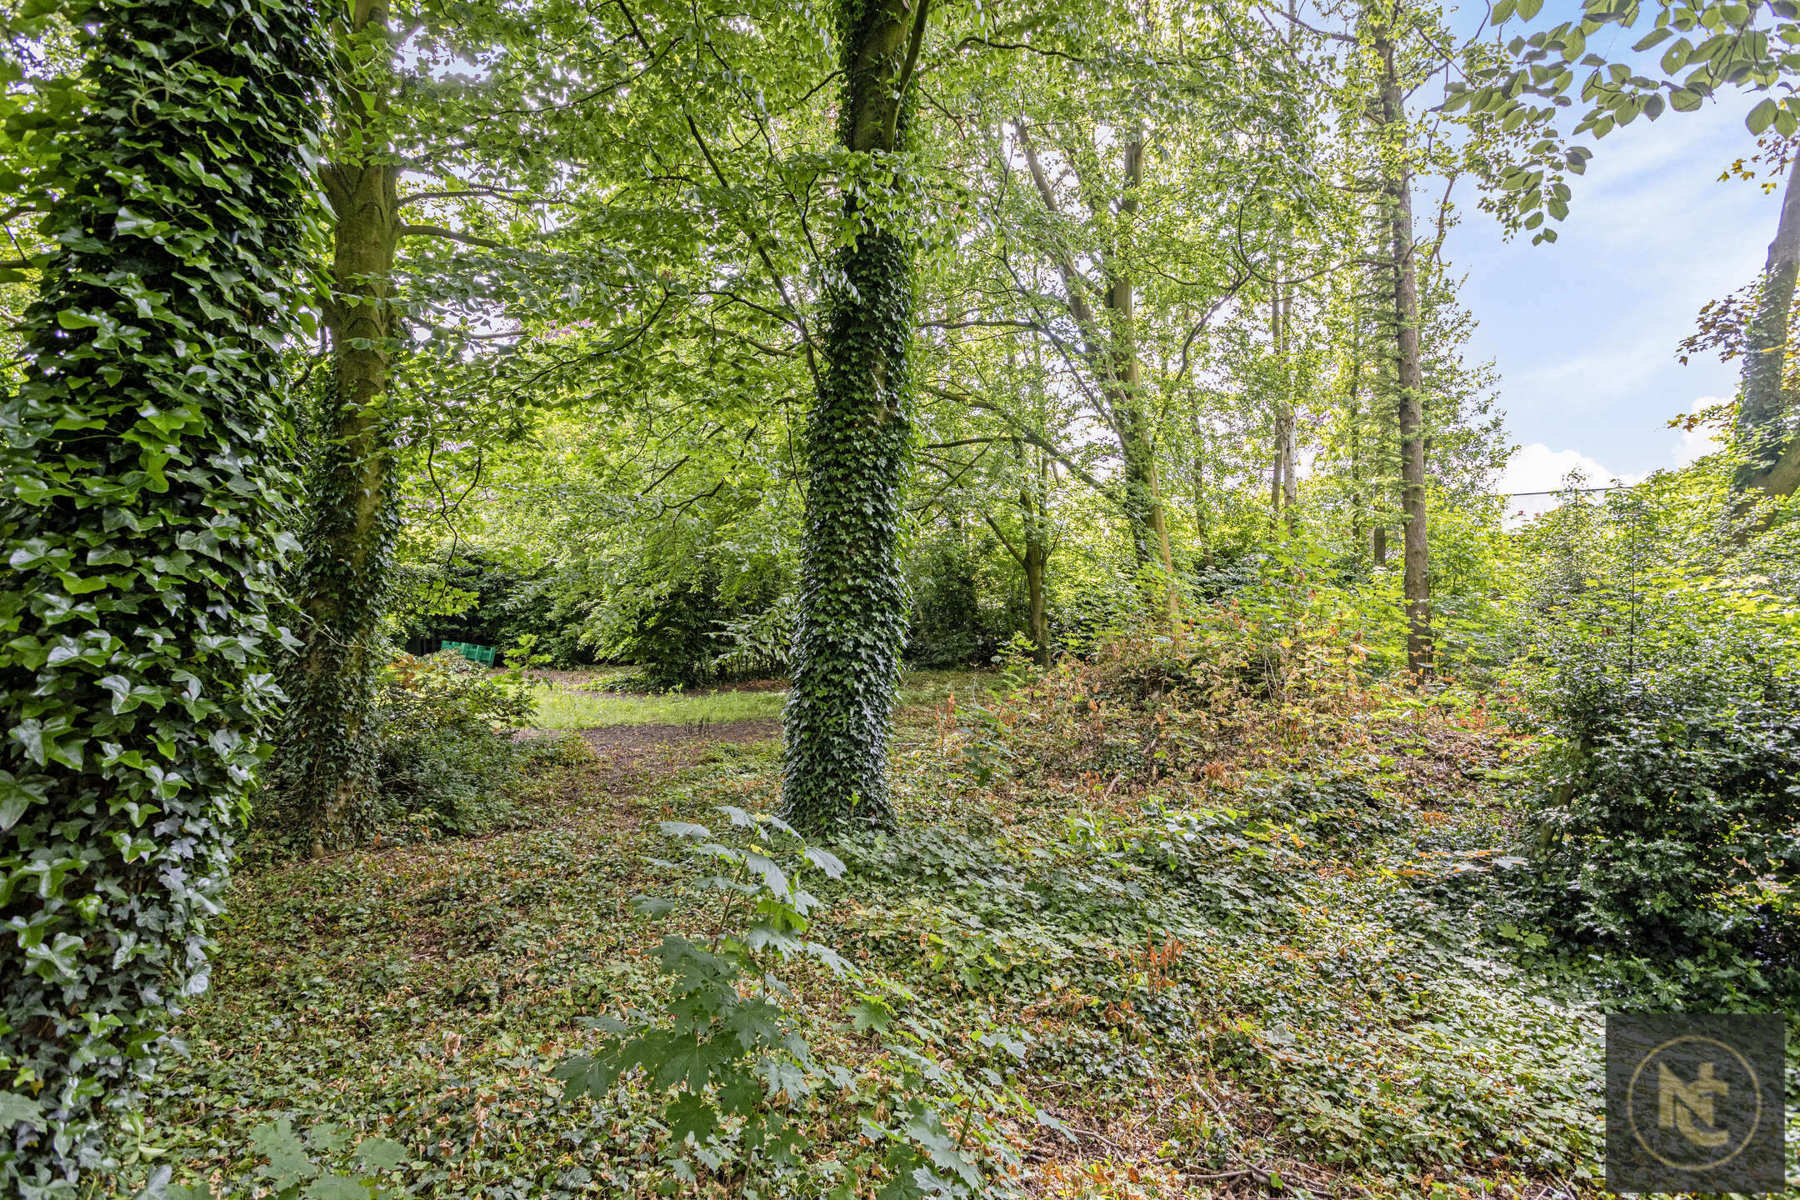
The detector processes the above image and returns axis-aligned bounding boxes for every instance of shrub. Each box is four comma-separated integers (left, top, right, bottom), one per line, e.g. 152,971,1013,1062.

1526,656,1800,998
368,653,540,837
1504,480,1800,1000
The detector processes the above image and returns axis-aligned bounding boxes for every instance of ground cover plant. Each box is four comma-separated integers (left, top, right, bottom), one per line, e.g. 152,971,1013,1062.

104,635,1759,1199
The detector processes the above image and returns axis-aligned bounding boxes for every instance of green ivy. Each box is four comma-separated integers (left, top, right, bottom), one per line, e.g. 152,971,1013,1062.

264,0,404,854
0,1,325,1192
781,0,927,834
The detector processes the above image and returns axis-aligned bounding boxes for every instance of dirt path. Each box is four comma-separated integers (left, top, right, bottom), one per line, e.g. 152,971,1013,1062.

576,718,780,753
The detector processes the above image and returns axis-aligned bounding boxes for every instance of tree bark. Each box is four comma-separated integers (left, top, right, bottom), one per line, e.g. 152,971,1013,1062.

1736,152,1800,498
1271,274,1298,518
781,0,929,833
270,0,403,852
1348,325,1367,555
1023,443,1052,663
1376,14,1432,677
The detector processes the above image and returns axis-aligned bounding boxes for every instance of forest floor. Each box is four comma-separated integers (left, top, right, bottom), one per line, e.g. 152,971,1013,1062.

120,650,1643,1199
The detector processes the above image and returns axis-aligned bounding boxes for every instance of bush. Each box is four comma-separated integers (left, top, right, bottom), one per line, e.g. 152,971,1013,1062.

369,653,540,836
1503,479,1800,1000
1526,657,1800,997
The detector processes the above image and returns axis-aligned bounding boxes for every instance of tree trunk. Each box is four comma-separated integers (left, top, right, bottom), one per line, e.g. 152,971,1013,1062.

1109,137,1180,620
1376,17,1432,678
1024,445,1052,664
1018,128,1176,618
1192,408,1211,560
1024,527,1050,666
269,0,403,854
1270,267,1287,513
781,0,929,834
0,1,324,1185
1270,268,1298,518
1348,332,1366,555
1736,152,1800,497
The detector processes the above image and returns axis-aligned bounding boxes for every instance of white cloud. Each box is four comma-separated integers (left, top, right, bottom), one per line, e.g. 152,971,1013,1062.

1497,442,1643,498
1495,443,1645,529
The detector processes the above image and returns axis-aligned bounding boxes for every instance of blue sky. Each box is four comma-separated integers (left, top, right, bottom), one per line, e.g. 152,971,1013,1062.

1438,6,1772,496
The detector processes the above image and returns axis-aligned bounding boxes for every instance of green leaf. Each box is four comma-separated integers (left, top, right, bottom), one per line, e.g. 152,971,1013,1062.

353,1137,407,1171
251,1119,316,1187
1749,97,1778,133
0,1091,44,1130
849,995,894,1033
664,1092,719,1145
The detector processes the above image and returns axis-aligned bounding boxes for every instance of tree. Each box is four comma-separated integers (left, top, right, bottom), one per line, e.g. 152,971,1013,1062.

1370,2,1434,677
272,0,405,854
781,0,935,834
270,0,683,849
0,1,325,1188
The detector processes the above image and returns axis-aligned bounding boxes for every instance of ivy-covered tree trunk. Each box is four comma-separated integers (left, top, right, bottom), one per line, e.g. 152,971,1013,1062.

268,0,403,855
1022,449,1052,666
1017,128,1176,619
781,0,932,833
1107,138,1179,620
1735,151,1800,498
1375,15,1433,677
0,1,324,1189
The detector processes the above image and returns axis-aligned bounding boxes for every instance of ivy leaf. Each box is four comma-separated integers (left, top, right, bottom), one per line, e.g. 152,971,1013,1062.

0,1091,45,1131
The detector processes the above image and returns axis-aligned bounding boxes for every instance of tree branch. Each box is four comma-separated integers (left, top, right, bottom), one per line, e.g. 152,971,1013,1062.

399,223,507,250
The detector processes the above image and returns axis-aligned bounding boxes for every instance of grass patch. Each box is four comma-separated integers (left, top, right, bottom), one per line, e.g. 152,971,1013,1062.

527,668,992,731
530,686,784,729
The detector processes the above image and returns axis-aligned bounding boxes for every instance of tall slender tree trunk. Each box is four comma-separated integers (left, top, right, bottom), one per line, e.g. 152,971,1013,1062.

270,0,403,854
782,0,930,833
1110,137,1179,620
1192,407,1211,560
1270,261,1288,513
1375,15,1432,677
1348,325,1367,555
1270,273,1298,518
1021,442,1052,664
1736,152,1800,498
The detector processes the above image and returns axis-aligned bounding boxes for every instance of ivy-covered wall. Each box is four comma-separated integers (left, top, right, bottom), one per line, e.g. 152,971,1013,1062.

780,0,928,833
0,1,325,1191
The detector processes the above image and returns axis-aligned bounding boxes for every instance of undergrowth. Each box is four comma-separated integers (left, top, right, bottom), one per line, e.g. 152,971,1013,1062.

116,638,1792,1198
